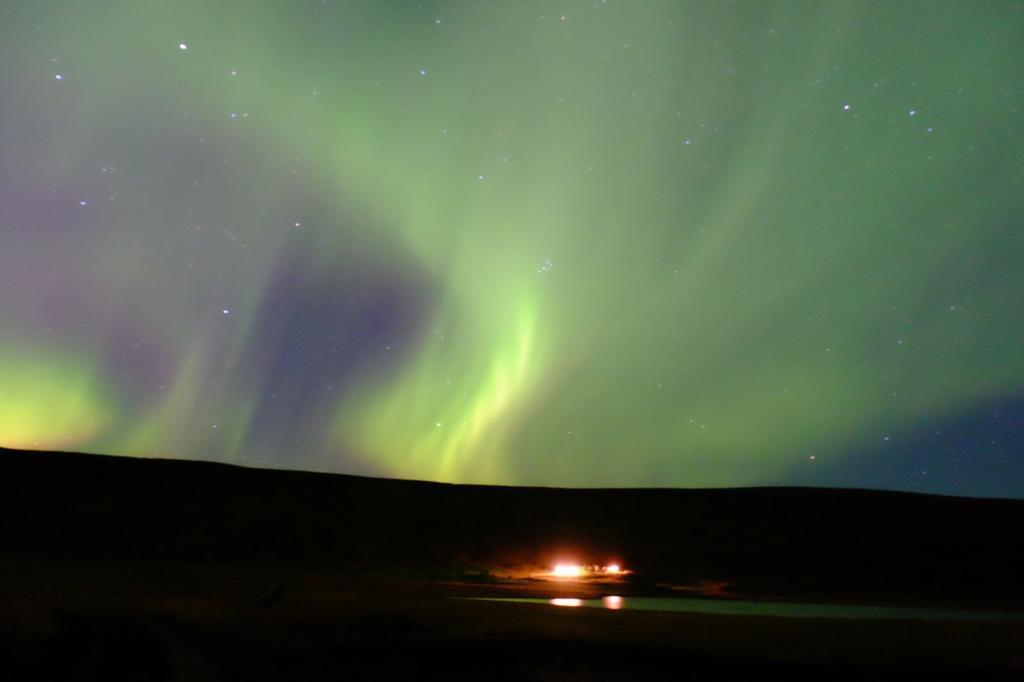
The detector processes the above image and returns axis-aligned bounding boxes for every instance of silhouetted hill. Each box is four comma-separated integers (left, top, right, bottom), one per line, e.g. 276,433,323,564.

2,447,1022,608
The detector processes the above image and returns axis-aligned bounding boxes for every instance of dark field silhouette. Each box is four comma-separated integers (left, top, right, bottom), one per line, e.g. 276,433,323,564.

1,447,1022,680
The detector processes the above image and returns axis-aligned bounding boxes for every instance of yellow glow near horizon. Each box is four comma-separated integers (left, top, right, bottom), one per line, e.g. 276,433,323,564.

0,348,114,451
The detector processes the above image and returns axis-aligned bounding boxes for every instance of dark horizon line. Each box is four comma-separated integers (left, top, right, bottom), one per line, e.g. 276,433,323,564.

3,444,1020,503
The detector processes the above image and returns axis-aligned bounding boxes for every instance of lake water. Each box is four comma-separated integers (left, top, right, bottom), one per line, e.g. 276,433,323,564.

466,596,1024,622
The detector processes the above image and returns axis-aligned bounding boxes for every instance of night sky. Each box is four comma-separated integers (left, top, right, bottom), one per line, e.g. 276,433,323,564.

1,1,1022,497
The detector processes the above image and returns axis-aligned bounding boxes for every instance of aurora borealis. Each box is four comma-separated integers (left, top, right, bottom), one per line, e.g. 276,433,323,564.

1,1,1022,496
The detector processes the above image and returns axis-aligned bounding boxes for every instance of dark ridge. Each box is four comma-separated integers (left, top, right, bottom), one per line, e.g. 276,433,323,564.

2,446,1022,608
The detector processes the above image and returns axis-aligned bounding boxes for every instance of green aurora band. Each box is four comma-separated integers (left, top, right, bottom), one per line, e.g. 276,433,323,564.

1,1,1022,493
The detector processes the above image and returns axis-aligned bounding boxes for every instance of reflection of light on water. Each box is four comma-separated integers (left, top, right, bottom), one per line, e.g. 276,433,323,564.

549,596,623,609
552,564,584,578
550,598,583,607
470,596,1024,623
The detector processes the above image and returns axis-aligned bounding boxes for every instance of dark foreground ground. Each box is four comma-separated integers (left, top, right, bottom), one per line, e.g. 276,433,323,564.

1,448,1022,680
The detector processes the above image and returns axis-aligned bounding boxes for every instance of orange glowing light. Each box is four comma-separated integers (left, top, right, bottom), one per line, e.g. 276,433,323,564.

604,564,621,574
552,564,584,578
551,598,583,607
603,595,623,609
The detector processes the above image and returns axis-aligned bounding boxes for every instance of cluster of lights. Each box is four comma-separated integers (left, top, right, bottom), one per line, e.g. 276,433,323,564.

549,563,626,579
551,563,584,577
